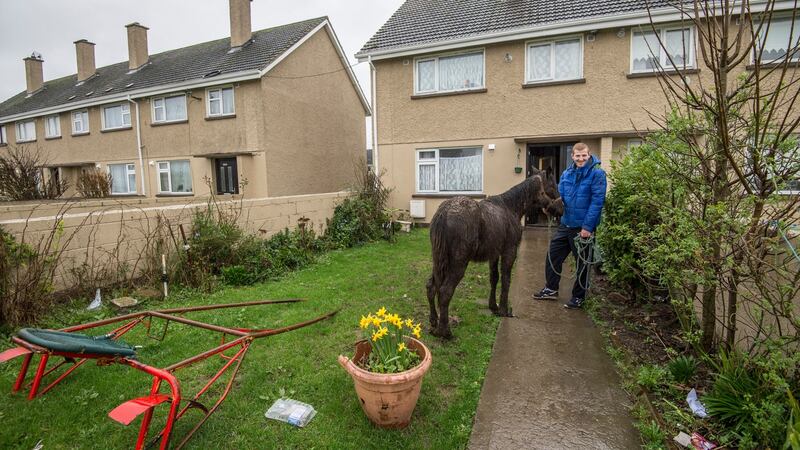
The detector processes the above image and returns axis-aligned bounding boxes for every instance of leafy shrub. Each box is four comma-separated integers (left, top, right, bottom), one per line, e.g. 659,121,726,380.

668,355,697,384
636,364,670,391
324,167,391,249
636,420,666,450
76,169,112,198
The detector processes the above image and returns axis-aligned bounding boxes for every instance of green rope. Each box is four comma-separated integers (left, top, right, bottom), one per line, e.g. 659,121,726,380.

778,226,800,263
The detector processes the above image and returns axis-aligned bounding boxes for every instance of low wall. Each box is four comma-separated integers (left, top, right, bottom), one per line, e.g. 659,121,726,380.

0,191,350,289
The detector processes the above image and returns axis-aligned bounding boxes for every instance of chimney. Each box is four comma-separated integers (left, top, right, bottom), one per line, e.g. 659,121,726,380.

229,0,252,48
74,39,96,82
126,22,149,71
24,53,44,94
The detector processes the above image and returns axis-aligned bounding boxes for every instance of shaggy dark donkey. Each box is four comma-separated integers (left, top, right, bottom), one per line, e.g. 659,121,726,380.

426,169,562,338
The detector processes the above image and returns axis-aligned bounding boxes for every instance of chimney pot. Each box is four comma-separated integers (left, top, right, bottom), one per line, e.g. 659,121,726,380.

126,22,150,71
23,54,44,94
74,39,96,82
229,0,252,48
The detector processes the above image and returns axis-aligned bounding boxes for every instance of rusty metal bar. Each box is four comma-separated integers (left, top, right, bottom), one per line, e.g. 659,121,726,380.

147,312,248,337
165,336,250,372
157,299,303,315
248,309,339,339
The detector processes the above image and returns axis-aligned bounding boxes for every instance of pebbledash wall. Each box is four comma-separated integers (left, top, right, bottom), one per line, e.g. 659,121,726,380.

0,191,349,289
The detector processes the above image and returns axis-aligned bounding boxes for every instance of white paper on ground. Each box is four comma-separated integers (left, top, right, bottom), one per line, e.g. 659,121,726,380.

686,388,708,418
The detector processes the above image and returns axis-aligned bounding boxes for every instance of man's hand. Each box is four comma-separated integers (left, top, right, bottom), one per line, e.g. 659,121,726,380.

579,229,593,238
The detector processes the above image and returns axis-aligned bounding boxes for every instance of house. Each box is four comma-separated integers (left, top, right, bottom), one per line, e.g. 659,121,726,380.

0,0,370,200
356,0,798,224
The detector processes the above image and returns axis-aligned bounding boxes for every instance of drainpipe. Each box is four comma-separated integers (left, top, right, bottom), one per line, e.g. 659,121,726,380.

368,55,379,173
126,96,146,196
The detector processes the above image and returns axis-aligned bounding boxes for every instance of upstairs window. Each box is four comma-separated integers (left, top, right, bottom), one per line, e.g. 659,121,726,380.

0,125,6,145
157,160,193,194
72,110,89,134
526,37,583,83
16,120,36,142
102,103,131,130
415,50,485,94
206,87,234,117
152,94,187,123
631,25,695,73
45,114,61,138
416,147,482,193
756,16,800,63
108,163,137,194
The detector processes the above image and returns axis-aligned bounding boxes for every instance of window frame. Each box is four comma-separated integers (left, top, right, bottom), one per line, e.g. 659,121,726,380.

524,35,584,84
45,114,61,138
156,159,193,194
152,93,188,123
107,162,137,195
415,147,484,194
15,120,36,143
629,24,696,74
413,49,486,95
627,138,643,150
0,125,6,145
752,14,800,65
101,103,131,131
205,86,235,117
72,110,90,134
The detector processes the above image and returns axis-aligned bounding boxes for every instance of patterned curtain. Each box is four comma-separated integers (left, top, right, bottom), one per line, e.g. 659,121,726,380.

665,29,690,67
529,44,551,80
439,53,483,91
417,60,436,92
761,18,800,61
632,31,659,71
166,96,187,121
418,164,436,191
170,160,192,193
440,149,481,191
554,39,581,79
109,164,127,194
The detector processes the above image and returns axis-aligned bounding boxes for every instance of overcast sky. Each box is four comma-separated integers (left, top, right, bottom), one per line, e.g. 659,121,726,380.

0,0,404,112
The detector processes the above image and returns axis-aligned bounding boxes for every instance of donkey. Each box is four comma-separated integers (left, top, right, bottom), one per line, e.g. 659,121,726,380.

426,169,562,338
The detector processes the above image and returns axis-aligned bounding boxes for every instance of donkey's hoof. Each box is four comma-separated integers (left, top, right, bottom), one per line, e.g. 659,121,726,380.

494,309,514,318
430,327,453,340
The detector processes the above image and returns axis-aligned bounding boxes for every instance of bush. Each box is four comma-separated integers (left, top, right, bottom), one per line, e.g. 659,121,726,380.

636,364,670,391
668,355,697,384
0,146,67,201
324,167,391,249
76,169,111,198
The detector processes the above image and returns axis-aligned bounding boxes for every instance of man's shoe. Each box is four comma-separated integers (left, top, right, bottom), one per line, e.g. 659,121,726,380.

533,288,558,300
564,297,585,309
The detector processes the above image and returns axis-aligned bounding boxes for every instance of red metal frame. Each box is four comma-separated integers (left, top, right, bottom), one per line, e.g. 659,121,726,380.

0,299,336,450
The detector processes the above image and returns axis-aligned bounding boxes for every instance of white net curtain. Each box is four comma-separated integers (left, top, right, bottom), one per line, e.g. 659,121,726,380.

760,17,800,61
439,148,481,191
438,53,483,91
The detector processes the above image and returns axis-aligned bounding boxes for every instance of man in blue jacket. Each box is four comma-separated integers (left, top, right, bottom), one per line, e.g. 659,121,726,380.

533,142,607,309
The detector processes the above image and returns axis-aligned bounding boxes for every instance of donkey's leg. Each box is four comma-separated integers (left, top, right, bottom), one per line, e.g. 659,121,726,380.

488,258,499,313
426,275,438,328
433,264,468,339
498,248,519,317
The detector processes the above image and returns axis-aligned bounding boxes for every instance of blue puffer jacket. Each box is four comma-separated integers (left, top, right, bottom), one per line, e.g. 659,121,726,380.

559,155,607,232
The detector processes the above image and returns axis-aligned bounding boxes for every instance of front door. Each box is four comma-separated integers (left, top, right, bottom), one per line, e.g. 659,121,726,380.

214,158,238,194
525,143,575,226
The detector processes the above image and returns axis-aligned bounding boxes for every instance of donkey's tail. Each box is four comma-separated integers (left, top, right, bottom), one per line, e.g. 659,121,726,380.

429,210,449,286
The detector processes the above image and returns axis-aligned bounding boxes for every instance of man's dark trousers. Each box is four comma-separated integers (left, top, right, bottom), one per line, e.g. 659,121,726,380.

544,225,591,300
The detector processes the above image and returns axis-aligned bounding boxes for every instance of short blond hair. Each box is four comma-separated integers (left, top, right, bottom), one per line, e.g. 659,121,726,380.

573,142,589,153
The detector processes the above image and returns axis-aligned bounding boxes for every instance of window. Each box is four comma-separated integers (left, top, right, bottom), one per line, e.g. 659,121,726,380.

157,160,193,194
206,87,234,116
108,163,137,194
526,37,583,83
152,94,187,123
45,114,61,138
415,50,485,94
756,16,800,63
631,26,694,72
214,158,239,194
0,125,6,145
416,147,482,193
72,110,89,134
102,103,131,130
15,120,36,142
748,135,799,195
627,138,643,150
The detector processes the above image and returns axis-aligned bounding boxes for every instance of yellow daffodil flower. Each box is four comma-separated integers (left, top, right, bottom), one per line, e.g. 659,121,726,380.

412,326,421,339
359,314,372,329
405,318,414,327
397,342,406,352
376,307,387,317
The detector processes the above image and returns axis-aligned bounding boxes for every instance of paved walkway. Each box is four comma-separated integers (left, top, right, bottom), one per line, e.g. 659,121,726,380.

468,228,640,449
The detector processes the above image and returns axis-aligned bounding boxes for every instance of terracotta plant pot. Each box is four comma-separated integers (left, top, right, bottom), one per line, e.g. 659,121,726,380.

338,337,432,429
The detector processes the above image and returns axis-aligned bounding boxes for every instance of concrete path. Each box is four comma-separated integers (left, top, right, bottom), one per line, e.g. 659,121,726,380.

468,228,640,450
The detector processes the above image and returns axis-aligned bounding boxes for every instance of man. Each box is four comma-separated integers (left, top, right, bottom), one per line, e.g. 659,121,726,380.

533,142,606,309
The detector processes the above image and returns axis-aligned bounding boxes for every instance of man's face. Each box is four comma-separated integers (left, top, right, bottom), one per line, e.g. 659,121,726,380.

572,148,590,168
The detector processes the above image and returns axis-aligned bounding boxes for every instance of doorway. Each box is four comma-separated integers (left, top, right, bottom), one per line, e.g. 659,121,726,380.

525,142,575,226
214,157,239,194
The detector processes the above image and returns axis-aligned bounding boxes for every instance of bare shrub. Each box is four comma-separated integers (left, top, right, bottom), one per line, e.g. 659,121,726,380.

0,145,68,201
76,169,111,198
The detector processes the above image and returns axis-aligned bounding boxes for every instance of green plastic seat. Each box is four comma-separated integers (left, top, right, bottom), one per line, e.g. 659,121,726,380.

17,328,136,357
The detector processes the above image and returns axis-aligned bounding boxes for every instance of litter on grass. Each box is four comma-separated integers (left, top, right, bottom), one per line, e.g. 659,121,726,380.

673,431,691,447
690,432,717,450
686,388,708,418
265,398,316,427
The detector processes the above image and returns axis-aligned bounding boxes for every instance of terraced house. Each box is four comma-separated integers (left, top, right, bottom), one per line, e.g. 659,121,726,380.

357,0,799,224
0,0,369,200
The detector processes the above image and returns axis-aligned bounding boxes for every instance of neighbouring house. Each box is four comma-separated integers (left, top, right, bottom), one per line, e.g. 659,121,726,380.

0,0,369,201
356,0,799,224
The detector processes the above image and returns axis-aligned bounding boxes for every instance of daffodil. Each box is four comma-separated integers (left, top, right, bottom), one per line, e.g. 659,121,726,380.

359,314,372,329
376,307,387,317
412,325,421,339
405,318,414,327
397,342,406,352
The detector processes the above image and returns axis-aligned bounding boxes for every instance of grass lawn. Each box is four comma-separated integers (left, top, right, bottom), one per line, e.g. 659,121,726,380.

0,229,500,449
